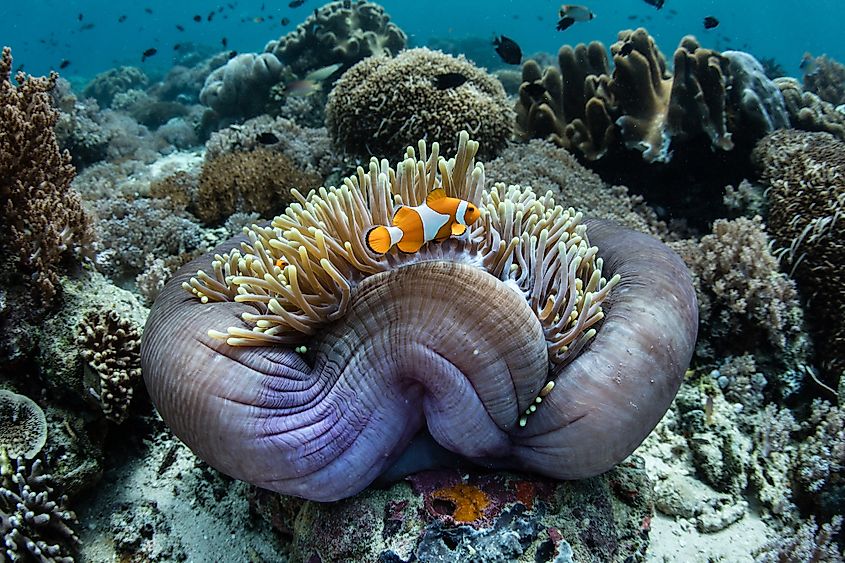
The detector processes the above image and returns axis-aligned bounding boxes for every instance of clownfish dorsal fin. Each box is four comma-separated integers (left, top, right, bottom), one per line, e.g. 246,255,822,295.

425,188,447,205
392,205,417,228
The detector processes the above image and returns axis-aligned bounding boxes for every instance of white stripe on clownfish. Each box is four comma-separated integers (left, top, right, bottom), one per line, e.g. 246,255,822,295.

416,202,451,240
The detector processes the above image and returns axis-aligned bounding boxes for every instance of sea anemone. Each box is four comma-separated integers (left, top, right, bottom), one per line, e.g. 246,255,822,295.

141,132,697,501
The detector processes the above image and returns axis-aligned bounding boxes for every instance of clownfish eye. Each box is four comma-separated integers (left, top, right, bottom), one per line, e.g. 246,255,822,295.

468,205,475,212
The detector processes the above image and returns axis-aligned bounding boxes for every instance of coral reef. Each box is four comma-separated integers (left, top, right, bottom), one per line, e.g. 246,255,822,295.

142,132,696,501
265,0,406,76
199,52,287,118
803,54,845,106
194,147,321,224
755,516,844,562
82,66,149,108
0,47,95,304
516,29,787,163
77,309,143,424
327,48,513,161
0,390,47,459
753,129,845,381
0,451,79,563
775,77,845,141
795,399,845,508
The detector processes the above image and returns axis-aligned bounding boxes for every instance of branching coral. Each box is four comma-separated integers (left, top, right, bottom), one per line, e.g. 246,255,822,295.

516,29,787,163
194,148,322,225
795,399,845,495
77,309,143,423
753,129,845,380
0,46,95,303
265,0,406,76
142,131,697,501
0,391,47,460
0,451,79,563
326,48,513,161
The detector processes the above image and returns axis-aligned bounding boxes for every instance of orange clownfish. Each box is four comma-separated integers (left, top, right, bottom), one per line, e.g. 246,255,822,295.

365,188,482,254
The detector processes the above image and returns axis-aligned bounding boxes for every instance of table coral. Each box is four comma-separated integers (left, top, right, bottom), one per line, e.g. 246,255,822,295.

141,131,697,501
327,48,513,161
0,47,94,304
0,390,47,460
752,129,845,381
265,0,406,77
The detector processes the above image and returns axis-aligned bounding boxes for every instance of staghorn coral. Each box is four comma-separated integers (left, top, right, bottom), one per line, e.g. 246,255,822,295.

671,216,804,360
327,48,513,161
0,391,47,460
199,53,287,118
0,451,79,563
753,129,845,380
82,66,149,108
194,147,322,225
516,29,787,163
142,131,698,501
0,46,95,303
265,0,406,77
803,54,845,106
775,77,845,141
77,309,143,424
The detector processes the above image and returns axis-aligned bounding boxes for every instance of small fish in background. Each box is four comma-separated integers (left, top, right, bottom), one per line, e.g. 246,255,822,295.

228,50,238,58
173,43,181,50
799,53,817,74
176,24,185,31
80,23,95,31
144,7,153,14
261,3,266,10
619,42,635,56
77,13,83,21
222,37,228,48
305,63,342,81
254,16,265,23
281,17,290,26
59,59,71,69
289,0,306,7
434,72,468,90
141,47,157,62
642,0,665,9
703,16,719,29
627,15,638,20
557,5,594,32
193,15,202,22
257,132,280,144
493,35,522,65
208,11,215,22
284,79,320,97
365,188,482,254
118,14,127,23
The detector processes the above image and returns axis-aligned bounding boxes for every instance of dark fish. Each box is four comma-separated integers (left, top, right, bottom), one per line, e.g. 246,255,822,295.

281,17,290,25
669,9,678,15
77,13,83,21
59,59,71,69
434,72,468,90
228,3,236,9
642,0,664,8
118,15,127,22
289,0,305,7
703,16,719,29
173,43,181,50
627,15,638,20
522,82,546,101
141,47,157,62
218,6,225,12
208,11,215,21
493,34,522,65
261,3,265,10
80,23,95,30
257,132,279,144
228,50,238,59
619,43,634,57
253,16,265,23
221,37,228,48
176,24,185,31
557,5,594,31
144,7,153,14
193,14,202,22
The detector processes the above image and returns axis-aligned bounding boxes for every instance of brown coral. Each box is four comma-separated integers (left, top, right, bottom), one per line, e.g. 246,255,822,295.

803,54,845,106
753,129,845,381
265,0,406,77
326,48,513,161
0,46,94,303
775,77,845,141
0,390,47,460
77,309,143,423
194,148,321,225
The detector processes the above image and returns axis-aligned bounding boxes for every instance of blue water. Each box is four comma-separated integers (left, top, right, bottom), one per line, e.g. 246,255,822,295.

2,0,842,82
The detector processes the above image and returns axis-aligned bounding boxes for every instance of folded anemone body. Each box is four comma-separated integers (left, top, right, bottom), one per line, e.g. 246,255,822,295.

141,132,697,501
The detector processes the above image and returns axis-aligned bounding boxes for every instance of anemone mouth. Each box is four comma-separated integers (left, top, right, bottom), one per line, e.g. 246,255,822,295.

184,131,619,367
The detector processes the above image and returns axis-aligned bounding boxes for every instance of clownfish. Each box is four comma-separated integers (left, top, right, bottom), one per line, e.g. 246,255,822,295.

365,188,482,254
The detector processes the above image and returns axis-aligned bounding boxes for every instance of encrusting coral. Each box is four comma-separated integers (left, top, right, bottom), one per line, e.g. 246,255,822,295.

142,131,698,501
265,0,406,77
516,29,788,163
326,48,514,161
0,451,79,563
0,390,47,460
0,47,94,304
77,309,143,424
752,129,845,382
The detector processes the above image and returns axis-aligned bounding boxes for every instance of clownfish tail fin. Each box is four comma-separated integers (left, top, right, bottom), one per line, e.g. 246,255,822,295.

365,226,393,254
